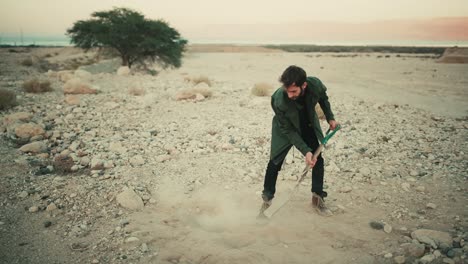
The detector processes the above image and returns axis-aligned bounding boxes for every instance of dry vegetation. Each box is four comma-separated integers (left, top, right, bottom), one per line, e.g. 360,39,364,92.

128,86,146,96
0,88,17,110
251,82,273,96
175,87,213,101
20,57,33,67
184,75,212,86
22,78,52,93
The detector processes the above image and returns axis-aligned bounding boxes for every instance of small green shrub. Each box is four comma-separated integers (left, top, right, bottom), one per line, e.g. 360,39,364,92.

20,57,33,66
22,79,53,93
0,88,17,110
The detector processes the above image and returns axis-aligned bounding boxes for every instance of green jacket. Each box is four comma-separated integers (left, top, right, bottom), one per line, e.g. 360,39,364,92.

270,76,335,163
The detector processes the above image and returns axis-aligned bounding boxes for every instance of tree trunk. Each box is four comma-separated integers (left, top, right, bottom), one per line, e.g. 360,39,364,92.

121,54,129,67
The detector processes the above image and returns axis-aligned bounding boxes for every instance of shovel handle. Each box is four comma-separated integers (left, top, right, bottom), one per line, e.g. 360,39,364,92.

312,144,324,160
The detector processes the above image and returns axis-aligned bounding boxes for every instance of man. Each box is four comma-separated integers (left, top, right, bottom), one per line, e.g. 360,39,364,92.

262,65,338,216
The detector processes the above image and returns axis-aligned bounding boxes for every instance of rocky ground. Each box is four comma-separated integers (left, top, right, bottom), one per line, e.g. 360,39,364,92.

0,47,467,264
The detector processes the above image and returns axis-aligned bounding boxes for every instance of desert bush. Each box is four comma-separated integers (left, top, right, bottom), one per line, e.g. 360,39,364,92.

251,82,273,96
193,87,212,98
185,75,212,86
22,78,53,93
53,155,75,174
176,87,213,101
128,87,146,96
20,57,33,66
0,88,17,110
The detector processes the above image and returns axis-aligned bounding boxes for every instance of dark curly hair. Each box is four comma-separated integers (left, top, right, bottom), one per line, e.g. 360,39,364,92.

279,65,306,87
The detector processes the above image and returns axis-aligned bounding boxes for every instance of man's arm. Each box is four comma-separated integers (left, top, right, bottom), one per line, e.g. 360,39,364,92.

317,80,338,130
317,80,335,122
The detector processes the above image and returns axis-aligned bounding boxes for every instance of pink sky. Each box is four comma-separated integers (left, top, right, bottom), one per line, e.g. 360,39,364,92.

1,0,467,43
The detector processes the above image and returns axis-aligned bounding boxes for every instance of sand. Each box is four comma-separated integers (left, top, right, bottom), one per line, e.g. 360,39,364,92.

0,46,467,264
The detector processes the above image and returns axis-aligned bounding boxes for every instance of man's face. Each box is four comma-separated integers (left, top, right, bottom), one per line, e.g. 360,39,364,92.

285,83,306,100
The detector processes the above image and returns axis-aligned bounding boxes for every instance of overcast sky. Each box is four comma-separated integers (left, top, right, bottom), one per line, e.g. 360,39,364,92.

1,0,467,43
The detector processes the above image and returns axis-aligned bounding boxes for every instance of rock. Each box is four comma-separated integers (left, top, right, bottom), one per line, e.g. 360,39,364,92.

19,142,47,153
339,186,352,193
116,188,144,210
156,154,171,163
3,112,32,126
29,206,39,213
18,191,28,198
74,69,92,78
369,221,384,230
141,243,149,252
420,254,435,263
46,203,57,211
394,256,405,264
109,142,127,154
117,66,131,76
130,155,145,166
384,253,393,258
442,258,455,264
64,95,81,105
63,78,97,94
359,167,371,176
44,221,52,228
80,156,90,166
401,243,425,257
426,203,437,209
90,158,104,170
411,229,452,247
125,237,140,243
69,141,81,152
14,123,45,140
384,224,393,233
194,93,205,102
416,186,426,192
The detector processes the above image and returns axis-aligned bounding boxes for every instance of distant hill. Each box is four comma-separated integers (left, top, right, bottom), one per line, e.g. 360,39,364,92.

182,17,468,44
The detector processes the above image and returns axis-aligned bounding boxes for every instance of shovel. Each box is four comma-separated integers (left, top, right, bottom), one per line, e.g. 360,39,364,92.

257,124,341,219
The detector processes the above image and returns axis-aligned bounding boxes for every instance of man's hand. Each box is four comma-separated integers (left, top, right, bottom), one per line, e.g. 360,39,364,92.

305,152,317,168
328,120,339,130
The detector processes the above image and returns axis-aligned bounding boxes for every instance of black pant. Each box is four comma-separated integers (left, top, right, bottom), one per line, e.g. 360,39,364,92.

262,139,325,201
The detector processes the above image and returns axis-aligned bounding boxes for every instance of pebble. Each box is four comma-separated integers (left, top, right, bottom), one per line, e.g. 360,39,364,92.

394,256,405,264
44,221,52,228
384,224,393,234
46,203,57,211
340,186,353,193
125,237,140,243
18,191,29,198
384,253,393,258
141,243,149,252
416,186,426,192
442,258,455,264
420,254,435,263
28,206,39,213
426,203,437,209
369,221,384,230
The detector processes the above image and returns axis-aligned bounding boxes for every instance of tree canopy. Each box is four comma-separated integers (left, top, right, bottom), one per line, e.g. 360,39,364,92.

67,7,187,68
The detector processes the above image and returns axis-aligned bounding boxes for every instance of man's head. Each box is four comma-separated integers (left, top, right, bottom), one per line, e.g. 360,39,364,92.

279,65,307,100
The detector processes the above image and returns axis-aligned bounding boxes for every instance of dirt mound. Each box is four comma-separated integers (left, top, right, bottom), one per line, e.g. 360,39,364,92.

437,47,468,63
